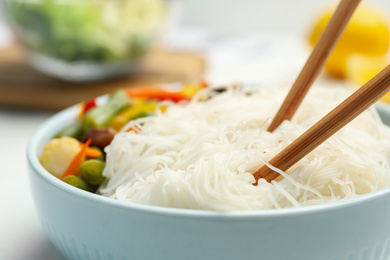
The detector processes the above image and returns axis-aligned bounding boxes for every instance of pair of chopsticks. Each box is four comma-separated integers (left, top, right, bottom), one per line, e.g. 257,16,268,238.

253,0,390,183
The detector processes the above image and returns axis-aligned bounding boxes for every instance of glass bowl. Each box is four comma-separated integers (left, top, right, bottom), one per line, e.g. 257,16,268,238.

4,0,168,81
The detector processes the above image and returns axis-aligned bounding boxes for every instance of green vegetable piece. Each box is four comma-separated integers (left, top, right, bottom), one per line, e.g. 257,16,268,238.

82,90,130,130
134,111,154,120
54,121,83,139
62,175,91,191
79,159,106,186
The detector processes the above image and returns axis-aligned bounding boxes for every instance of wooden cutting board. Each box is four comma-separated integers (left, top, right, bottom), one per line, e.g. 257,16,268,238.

0,44,205,111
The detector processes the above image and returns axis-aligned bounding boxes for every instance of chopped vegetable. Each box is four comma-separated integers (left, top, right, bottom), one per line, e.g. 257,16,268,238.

80,127,117,150
134,111,154,119
61,138,91,179
82,90,130,130
40,83,210,193
78,98,97,119
126,86,191,102
54,121,83,139
180,82,208,98
79,159,106,186
39,136,81,178
84,145,102,159
62,175,92,191
112,111,153,132
88,146,104,161
110,101,158,131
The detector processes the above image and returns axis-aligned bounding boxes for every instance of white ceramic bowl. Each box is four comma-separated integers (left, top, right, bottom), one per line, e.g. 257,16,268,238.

27,102,390,260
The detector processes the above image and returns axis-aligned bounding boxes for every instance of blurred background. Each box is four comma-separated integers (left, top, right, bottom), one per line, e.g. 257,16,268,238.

1,0,390,259
179,0,390,35
0,0,389,110
0,0,390,89
1,0,390,34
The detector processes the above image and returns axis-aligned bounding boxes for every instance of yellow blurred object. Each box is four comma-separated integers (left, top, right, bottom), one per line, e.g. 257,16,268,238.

179,81,209,102
308,3,390,78
346,54,389,85
346,54,390,103
180,83,206,98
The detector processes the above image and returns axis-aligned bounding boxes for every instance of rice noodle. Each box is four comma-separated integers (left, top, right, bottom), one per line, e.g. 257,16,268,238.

98,84,390,211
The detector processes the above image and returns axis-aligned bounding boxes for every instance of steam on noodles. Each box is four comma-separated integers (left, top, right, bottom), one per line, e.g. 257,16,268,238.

98,84,390,211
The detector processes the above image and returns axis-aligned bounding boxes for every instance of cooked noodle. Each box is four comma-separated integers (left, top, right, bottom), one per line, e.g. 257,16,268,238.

99,84,390,211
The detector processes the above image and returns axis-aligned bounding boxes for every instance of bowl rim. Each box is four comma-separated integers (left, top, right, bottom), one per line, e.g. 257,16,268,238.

27,99,390,220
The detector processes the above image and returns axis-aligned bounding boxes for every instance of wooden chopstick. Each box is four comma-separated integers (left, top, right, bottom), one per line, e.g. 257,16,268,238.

253,64,390,183
267,0,361,132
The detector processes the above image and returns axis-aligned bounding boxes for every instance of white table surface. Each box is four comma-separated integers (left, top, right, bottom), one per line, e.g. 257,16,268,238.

0,109,64,260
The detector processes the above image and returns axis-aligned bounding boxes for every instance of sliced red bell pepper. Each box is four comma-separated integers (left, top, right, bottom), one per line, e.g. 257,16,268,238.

83,98,97,114
78,98,97,119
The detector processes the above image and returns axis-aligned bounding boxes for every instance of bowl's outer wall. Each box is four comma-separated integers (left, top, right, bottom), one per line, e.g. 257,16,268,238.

29,167,390,260
28,104,390,260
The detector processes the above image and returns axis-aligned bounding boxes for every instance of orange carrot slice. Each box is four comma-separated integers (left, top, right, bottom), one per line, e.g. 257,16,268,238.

61,139,91,179
126,86,190,102
85,147,102,158
79,143,102,158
